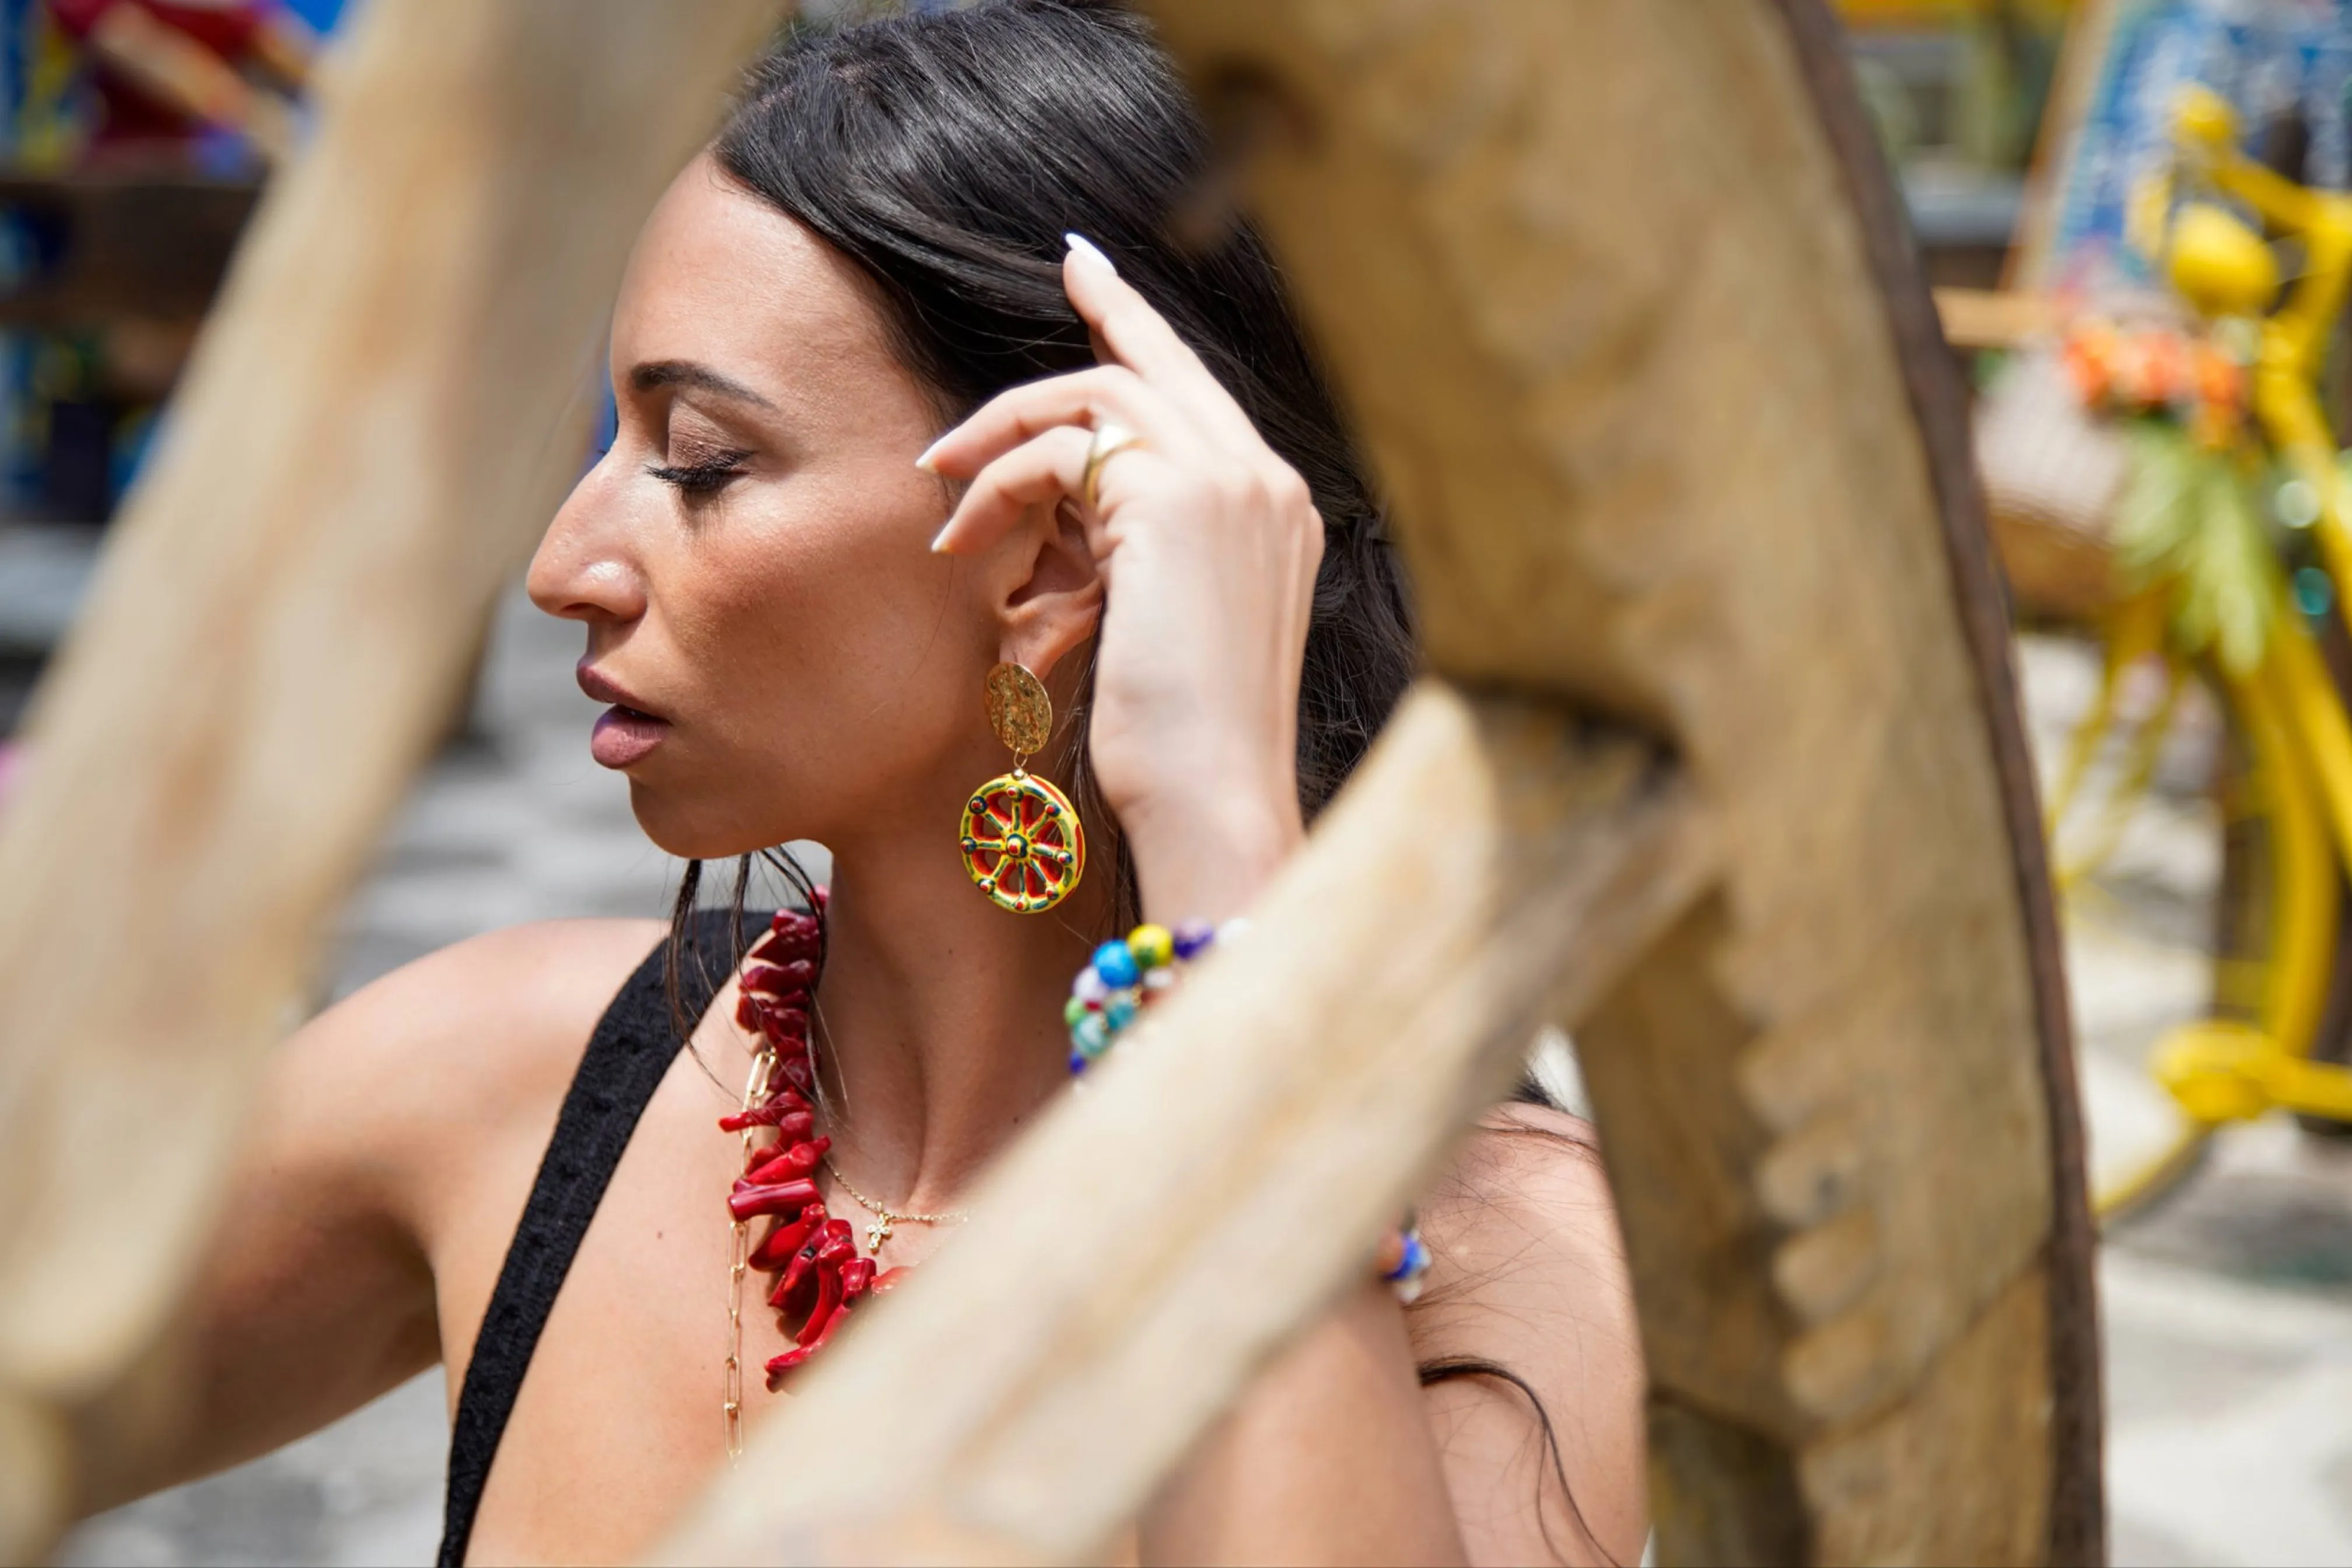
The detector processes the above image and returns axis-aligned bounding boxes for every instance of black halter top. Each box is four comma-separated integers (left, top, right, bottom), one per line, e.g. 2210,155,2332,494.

436,908,756,1567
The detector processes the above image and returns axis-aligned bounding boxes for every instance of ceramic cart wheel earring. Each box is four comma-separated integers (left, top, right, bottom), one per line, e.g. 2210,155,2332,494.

958,661,1087,913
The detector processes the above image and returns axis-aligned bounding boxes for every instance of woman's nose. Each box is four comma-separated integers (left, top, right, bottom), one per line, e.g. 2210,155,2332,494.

527,461,648,625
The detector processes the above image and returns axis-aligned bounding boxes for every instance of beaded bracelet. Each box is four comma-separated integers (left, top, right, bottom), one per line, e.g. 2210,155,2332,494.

1378,1222,1433,1305
1063,916,1245,1074
1062,919,1431,1305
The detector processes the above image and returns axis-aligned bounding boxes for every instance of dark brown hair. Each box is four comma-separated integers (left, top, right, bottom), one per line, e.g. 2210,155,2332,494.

671,0,1413,951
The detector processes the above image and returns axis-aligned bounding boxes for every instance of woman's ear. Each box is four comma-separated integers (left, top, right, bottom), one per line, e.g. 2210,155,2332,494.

996,499,1102,680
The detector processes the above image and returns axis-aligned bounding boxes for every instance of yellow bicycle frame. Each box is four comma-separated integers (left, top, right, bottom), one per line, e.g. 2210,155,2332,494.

2091,93,2352,1208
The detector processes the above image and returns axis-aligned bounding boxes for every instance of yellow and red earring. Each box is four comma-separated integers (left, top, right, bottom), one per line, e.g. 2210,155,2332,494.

958,662,1086,914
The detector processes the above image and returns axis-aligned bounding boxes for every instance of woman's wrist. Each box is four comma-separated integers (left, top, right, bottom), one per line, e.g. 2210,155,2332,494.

1119,786,1302,924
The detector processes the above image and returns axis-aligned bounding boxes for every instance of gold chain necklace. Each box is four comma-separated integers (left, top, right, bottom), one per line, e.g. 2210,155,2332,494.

824,1157,970,1256
719,1030,969,1460
724,1040,778,1462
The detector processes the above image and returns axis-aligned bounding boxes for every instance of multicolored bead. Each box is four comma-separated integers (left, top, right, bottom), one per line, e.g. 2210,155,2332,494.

1127,922,1174,969
1066,918,1227,1075
1380,1225,1433,1305
1092,939,1141,989
1171,919,1216,960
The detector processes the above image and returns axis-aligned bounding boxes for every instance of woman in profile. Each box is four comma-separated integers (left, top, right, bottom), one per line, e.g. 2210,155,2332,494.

74,4,1646,1563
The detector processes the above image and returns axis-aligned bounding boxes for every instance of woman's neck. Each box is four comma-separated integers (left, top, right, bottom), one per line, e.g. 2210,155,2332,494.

804,821,1109,1219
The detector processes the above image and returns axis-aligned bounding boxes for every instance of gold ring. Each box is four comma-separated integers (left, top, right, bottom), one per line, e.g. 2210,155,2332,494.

1080,419,1144,512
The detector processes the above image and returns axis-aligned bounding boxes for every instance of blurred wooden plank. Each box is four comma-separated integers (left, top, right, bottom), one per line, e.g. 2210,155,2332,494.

1934,286,2060,350
0,1,780,1556
656,687,1713,1564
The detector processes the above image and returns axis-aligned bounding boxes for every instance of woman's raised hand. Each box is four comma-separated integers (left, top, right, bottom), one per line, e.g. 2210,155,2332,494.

920,234,1324,920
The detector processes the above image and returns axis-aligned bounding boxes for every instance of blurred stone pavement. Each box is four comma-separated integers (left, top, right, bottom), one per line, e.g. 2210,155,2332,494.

2021,633,2352,1567
48,608,2352,1564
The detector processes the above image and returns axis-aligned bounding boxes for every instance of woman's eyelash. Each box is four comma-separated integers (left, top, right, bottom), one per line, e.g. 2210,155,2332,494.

646,450,751,494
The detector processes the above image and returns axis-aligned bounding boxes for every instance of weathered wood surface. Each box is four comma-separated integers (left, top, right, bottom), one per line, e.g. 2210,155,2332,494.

1774,9,2099,1558
661,1,2091,1563
1140,2,2091,1561
0,1,779,1555
659,687,1715,1564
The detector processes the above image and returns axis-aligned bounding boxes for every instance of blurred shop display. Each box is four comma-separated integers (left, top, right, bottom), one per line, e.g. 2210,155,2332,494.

1839,0,2082,284
1948,0,2352,1217
0,0,339,729
2012,0,2352,289
47,0,314,168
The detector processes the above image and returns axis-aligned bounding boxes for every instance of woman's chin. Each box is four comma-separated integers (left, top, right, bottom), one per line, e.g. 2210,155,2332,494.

622,780,785,863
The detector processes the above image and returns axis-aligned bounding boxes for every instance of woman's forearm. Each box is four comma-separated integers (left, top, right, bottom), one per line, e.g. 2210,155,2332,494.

1138,1279,1467,1567
1126,784,1461,1562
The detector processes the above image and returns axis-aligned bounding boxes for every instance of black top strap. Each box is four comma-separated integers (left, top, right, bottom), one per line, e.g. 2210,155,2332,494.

438,908,756,1567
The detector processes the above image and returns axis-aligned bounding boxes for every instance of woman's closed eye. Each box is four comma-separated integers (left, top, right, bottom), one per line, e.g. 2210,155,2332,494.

646,447,752,496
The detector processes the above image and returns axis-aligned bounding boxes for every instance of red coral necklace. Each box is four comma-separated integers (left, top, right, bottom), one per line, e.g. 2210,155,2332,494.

718,892,965,1458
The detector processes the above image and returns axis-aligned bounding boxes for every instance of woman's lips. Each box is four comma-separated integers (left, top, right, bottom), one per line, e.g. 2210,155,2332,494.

591,705,669,769
578,667,670,769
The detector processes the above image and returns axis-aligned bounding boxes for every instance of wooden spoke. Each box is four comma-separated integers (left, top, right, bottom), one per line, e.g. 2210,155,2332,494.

0,4,779,1558
1128,4,2095,1562
659,683,1713,1563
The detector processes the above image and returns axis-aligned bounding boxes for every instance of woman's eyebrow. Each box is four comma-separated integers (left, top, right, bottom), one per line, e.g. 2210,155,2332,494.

628,359,778,410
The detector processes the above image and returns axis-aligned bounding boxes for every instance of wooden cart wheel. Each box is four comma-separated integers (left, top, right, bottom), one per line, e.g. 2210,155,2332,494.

0,2,2098,1565
664,4,2099,1564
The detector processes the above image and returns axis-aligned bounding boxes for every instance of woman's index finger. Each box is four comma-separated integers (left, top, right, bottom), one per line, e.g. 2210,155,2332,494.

916,365,1196,480
1062,235,1262,449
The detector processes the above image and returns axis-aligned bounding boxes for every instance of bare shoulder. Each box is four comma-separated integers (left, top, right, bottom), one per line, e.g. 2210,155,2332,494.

1422,1102,1622,1274
82,919,673,1508
266,918,668,1224
1412,1101,1648,1565
1413,1101,1634,1351
286,917,666,1104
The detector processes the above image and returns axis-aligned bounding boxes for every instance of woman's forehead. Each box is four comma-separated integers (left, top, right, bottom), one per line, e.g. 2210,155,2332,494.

612,157,901,405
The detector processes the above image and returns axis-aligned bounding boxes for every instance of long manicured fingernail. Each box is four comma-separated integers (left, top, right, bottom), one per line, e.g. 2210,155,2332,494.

915,434,949,473
929,522,954,554
1065,232,1118,278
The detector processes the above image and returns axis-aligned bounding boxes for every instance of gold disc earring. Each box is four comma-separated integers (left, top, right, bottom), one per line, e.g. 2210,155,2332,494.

958,662,1087,914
